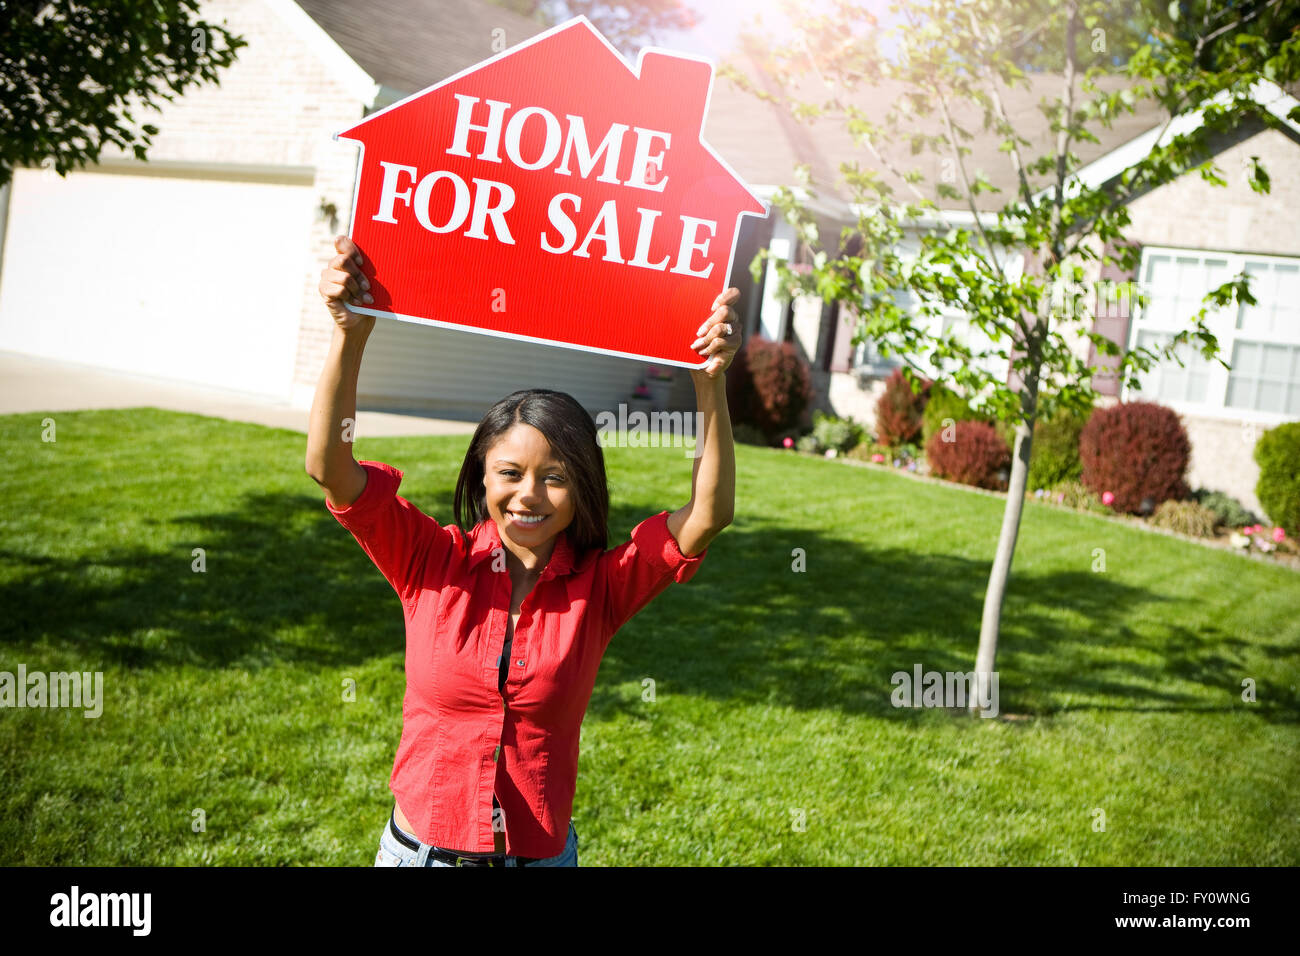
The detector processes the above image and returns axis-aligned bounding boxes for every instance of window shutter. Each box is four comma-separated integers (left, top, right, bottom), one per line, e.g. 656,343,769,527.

829,303,858,373
1090,241,1141,396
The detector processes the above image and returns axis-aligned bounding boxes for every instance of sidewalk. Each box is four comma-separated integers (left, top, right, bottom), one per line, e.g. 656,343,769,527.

0,352,479,437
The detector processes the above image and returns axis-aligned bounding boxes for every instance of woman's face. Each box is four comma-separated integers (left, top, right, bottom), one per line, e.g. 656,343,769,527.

482,423,576,547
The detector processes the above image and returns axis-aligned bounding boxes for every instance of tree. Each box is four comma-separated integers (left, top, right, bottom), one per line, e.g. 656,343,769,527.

721,0,1300,715
484,0,701,58
0,0,245,188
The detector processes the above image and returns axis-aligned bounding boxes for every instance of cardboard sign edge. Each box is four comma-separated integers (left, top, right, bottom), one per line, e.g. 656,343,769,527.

347,304,717,370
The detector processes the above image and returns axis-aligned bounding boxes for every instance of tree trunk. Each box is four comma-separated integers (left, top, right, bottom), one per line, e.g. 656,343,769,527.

970,374,1039,717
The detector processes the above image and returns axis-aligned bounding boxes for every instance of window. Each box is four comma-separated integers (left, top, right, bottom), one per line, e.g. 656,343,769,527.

1133,330,1213,404
1127,247,1300,422
852,337,898,374
850,234,1017,384
1225,340,1300,415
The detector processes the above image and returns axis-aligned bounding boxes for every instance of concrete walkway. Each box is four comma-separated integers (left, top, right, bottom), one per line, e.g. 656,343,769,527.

0,352,479,437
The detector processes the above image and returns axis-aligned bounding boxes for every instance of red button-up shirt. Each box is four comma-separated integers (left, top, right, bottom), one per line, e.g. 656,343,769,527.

326,460,708,858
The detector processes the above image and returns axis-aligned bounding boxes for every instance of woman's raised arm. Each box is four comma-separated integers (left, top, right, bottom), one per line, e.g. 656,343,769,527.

305,235,375,509
666,288,740,556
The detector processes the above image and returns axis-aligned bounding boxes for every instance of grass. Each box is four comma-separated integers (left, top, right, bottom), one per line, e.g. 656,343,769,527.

1,407,1297,865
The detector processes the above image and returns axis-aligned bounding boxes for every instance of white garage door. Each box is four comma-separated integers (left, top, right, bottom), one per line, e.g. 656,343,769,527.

0,165,313,400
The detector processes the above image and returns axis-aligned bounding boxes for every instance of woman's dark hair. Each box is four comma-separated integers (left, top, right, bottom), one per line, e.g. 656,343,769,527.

453,389,609,555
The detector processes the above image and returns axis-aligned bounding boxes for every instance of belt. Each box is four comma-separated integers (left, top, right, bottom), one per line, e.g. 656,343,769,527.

389,811,543,867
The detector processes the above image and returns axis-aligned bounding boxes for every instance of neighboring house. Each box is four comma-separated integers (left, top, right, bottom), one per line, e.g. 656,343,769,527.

707,39,1300,516
0,0,1294,513
0,0,657,418
0,0,771,421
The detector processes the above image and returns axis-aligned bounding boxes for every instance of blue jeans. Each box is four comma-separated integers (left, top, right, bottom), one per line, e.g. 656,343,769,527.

374,808,578,867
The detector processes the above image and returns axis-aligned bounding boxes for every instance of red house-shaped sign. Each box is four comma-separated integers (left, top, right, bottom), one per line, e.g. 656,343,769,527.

335,16,768,368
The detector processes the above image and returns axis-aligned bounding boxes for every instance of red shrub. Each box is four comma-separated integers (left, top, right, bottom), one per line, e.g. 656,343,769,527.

875,368,932,446
925,421,1011,489
1078,401,1190,513
725,335,812,439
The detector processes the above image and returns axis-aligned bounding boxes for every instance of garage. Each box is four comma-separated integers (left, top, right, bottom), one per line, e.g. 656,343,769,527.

0,164,315,401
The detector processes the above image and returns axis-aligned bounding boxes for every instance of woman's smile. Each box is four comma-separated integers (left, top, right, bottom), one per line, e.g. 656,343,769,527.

509,510,550,526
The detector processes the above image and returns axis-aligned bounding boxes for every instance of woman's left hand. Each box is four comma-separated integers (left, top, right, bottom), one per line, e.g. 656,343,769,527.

690,288,742,379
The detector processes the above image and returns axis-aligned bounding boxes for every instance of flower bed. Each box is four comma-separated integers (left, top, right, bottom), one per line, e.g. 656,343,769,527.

778,424,1298,570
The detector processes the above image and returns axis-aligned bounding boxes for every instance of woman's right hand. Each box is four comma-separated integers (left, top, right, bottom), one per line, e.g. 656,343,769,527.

318,235,375,331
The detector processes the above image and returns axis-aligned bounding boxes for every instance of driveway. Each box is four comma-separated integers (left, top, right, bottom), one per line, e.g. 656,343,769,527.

0,351,479,437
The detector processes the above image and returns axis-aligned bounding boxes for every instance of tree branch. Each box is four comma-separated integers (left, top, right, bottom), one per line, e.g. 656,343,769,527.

1195,0,1283,65
933,84,1006,280
1050,1,1080,265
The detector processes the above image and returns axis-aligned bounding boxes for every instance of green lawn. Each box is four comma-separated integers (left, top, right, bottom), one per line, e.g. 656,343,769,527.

1,407,1296,865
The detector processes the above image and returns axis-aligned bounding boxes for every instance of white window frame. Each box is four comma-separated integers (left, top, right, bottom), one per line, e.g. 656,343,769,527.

850,232,1016,385
852,336,900,376
1124,245,1300,424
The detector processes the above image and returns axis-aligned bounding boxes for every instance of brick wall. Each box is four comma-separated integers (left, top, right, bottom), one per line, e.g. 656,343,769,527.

1123,120,1300,256
1182,414,1268,514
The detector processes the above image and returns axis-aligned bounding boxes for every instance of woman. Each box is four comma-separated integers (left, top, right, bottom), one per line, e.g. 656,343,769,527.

305,235,740,867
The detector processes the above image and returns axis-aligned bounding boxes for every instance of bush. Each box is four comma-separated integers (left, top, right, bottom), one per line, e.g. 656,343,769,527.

726,336,812,442
1078,401,1190,514
1150,500,1217,538
922,383,991,443
795,434,821,454
1027,407,1090,492
925,420,1011,490
812,409,866,453
1048,479,1110,514
893,441,922,464
1191,489,1258,529
1254,421,1300,535
731,422,769,446
875,368,932,447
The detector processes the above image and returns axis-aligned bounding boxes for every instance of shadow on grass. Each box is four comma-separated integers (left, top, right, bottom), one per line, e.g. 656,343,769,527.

1,491,1295,725
592,516,1300,727
0,490,409,670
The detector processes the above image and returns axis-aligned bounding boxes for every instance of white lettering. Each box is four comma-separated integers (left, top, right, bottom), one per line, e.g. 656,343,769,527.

503,106,562,171
541,193,581,254
373,161,418,223
627,207,671,271
574,198,624,263
446,94,510,163
466,178,516,243
556,115,628,184
412,170,472,233
626,127,671,192
670,216,716,277
50,886,151,936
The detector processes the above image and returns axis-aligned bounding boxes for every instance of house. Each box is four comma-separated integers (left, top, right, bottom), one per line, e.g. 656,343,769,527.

0,0,1294,514
706,38,1300,516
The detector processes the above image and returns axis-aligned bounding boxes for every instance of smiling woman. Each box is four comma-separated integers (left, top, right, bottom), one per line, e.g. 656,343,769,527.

304,234,740,866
